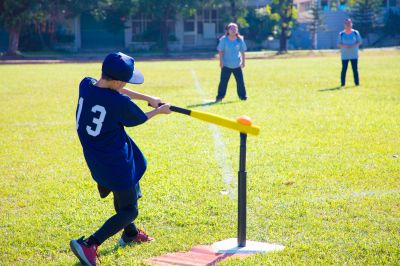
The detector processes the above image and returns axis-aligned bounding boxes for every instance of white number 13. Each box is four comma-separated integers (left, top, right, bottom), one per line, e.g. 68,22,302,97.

76,97,107,137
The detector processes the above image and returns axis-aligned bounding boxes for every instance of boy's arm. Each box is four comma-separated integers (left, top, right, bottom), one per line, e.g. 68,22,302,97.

145,103,171,119
241,51,245,68
118,87,161,108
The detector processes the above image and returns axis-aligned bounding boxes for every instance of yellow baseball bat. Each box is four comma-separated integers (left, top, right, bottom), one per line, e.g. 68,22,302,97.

169,105,260,136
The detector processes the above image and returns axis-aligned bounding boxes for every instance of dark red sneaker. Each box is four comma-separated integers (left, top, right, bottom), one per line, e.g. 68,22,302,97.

70,237,98,266
118,229,155,246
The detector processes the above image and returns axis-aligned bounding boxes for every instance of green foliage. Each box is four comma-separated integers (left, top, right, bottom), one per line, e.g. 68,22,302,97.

19,25,50,51
351,0,382,37
265,0,297,52
265,0,297,36
240,8,275,44
1,50,400,265
383,9,400,36
0,0,47,29
219,0,248,27
90,0,137,32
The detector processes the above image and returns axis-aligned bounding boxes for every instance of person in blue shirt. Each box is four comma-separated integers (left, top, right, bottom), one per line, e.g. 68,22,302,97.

216,22,248,102
70,52,171,266
337,18,362,87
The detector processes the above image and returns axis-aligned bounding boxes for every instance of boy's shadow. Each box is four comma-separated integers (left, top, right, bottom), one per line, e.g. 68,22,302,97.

318,85,357,92
187,100,238,108
318,86,342,92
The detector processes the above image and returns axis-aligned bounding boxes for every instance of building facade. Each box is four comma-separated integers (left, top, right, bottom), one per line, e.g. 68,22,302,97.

291,0,400,49
1,0,399,53
67,1,271,52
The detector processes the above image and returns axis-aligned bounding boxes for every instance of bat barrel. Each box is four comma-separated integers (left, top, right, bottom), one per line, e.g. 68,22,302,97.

190,110,260,136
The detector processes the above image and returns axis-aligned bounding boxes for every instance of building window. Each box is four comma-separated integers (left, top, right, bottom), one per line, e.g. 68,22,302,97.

198,8,221,38
184,21,195,32
131,14,175,42
197,21,203,34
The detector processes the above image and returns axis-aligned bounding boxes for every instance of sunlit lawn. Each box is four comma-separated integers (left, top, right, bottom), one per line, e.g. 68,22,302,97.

0,49,399,265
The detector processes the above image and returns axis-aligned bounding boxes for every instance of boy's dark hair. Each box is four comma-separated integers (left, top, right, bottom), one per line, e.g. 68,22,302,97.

101,72,114,81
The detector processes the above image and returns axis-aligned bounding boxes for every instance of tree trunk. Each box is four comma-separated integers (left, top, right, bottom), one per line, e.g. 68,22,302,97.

278,3,294,54
230,0,237,21
278,29,288,54
312,30,317,49
6,25,22,56
161,10,170,56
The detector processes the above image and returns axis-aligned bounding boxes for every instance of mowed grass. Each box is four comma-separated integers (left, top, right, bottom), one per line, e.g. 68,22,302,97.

0,50,399,265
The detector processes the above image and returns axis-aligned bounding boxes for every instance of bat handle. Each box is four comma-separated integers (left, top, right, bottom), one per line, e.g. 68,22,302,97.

147,103,190,115
148,102,165,107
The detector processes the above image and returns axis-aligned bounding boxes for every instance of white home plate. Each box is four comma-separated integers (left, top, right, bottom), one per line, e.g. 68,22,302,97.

212,238,285,254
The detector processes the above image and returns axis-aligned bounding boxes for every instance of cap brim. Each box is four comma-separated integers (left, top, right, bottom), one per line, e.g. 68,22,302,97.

128,68,144,84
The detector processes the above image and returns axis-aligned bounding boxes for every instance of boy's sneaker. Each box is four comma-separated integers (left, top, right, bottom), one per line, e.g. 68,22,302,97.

118,229,155,246
70,237,98,266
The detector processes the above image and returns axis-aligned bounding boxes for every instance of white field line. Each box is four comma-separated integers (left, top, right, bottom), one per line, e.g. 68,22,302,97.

0,122,73,127
190,69,236,198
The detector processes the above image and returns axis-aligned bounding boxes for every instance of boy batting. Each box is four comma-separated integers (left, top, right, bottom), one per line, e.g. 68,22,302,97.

71,52,171,266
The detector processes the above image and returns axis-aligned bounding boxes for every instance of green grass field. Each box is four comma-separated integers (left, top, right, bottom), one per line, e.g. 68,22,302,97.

1,50,399,265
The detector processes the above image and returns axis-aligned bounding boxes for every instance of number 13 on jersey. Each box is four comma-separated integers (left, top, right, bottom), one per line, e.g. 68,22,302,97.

76,97,107,137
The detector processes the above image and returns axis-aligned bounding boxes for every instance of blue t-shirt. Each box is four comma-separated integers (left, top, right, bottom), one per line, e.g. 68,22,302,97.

217,35,247,69
76,77,148,191
337,30,362,60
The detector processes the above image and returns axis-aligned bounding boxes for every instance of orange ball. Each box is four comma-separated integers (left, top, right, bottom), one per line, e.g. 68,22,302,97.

236,115,252,126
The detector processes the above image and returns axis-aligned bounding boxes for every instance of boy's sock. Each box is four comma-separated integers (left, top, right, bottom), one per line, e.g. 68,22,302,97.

86,235,101,246
124,223,139,237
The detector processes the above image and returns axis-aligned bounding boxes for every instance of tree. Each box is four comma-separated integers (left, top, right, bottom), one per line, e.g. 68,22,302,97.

241,7,275,44
370,8,400,46
90,0,137,32
266,0,297,54
350,0,382,44
204,0,248,30
383,9,400,37
0,0,132,55
0,0,94,55
136,0,198,55
307,0,326,49
227,0,247,24
0,1,48,56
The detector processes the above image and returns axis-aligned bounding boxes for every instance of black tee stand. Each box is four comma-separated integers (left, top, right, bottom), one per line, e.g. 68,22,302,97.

212,125,284,255
238,133,247,247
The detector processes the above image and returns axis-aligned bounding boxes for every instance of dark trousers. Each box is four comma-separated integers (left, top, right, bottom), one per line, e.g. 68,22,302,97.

92,184,141,245
217,67,247,100
341,59,359,86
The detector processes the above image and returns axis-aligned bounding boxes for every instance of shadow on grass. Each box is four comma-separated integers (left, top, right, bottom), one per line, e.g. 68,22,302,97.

318,85,359,92
187,100,239,108
318,86,343,92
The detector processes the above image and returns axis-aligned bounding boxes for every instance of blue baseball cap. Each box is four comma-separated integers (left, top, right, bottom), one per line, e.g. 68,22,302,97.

102,52,144,84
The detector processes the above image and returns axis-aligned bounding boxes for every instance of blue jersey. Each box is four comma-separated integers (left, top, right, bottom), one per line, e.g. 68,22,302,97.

337,30,362,60
217,35,247,69
76,77,148,191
